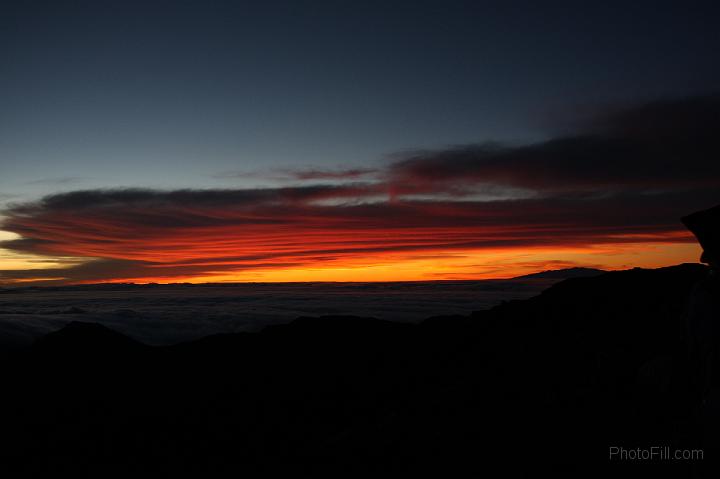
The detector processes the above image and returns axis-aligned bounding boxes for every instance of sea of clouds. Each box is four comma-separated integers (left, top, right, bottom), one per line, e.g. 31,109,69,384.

0,279,557,347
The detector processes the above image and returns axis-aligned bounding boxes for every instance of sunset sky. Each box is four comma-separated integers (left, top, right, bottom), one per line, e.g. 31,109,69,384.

1,0,718,284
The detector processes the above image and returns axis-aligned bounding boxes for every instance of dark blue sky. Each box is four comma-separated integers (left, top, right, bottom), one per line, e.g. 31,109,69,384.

2,0,718,198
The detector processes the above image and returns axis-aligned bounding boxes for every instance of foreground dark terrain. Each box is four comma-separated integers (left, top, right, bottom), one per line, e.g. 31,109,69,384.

0,264,714,477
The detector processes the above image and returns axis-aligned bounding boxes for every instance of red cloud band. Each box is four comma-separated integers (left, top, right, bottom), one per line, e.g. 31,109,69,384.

0,187,704,284
2,95,719,284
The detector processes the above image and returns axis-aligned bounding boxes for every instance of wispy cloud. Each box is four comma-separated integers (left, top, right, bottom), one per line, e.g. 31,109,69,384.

215,167,378,182
289,168,378,180
24,177,88,186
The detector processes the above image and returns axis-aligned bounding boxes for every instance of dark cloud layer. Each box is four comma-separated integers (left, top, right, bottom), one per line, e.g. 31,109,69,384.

388,95,720,196
1,95,718,284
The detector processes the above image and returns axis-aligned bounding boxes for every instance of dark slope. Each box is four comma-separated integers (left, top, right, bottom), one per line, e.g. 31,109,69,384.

0,264,713,477
512,266,606,279
33,320,145,353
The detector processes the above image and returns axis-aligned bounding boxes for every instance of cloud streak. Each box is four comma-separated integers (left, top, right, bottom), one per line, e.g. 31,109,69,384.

1,94,718,284
215,168,378,183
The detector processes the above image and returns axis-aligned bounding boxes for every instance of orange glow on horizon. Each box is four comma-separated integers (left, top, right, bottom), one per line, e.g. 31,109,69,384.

0,194,704,286
59,241,702,285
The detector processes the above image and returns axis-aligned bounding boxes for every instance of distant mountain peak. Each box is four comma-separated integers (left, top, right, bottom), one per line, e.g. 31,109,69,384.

32,321,143,354
513,267,606,280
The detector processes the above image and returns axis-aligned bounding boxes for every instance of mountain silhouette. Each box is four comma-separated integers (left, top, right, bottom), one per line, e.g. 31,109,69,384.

0,264,713,477
512,266,606,279
33,321,144,354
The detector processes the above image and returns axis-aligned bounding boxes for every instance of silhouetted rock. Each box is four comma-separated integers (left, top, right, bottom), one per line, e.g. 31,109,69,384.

683,204,720,264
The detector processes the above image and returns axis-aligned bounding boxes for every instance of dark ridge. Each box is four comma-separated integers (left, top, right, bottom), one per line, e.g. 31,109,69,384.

263,315,411,335
0,263,714,477
32,321,146,355
511,266,606,279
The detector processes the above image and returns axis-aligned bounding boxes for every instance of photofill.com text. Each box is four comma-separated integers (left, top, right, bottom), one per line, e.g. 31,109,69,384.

609,446,703,461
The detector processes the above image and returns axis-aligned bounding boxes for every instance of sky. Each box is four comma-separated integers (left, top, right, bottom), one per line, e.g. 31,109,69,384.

1,0,718,284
